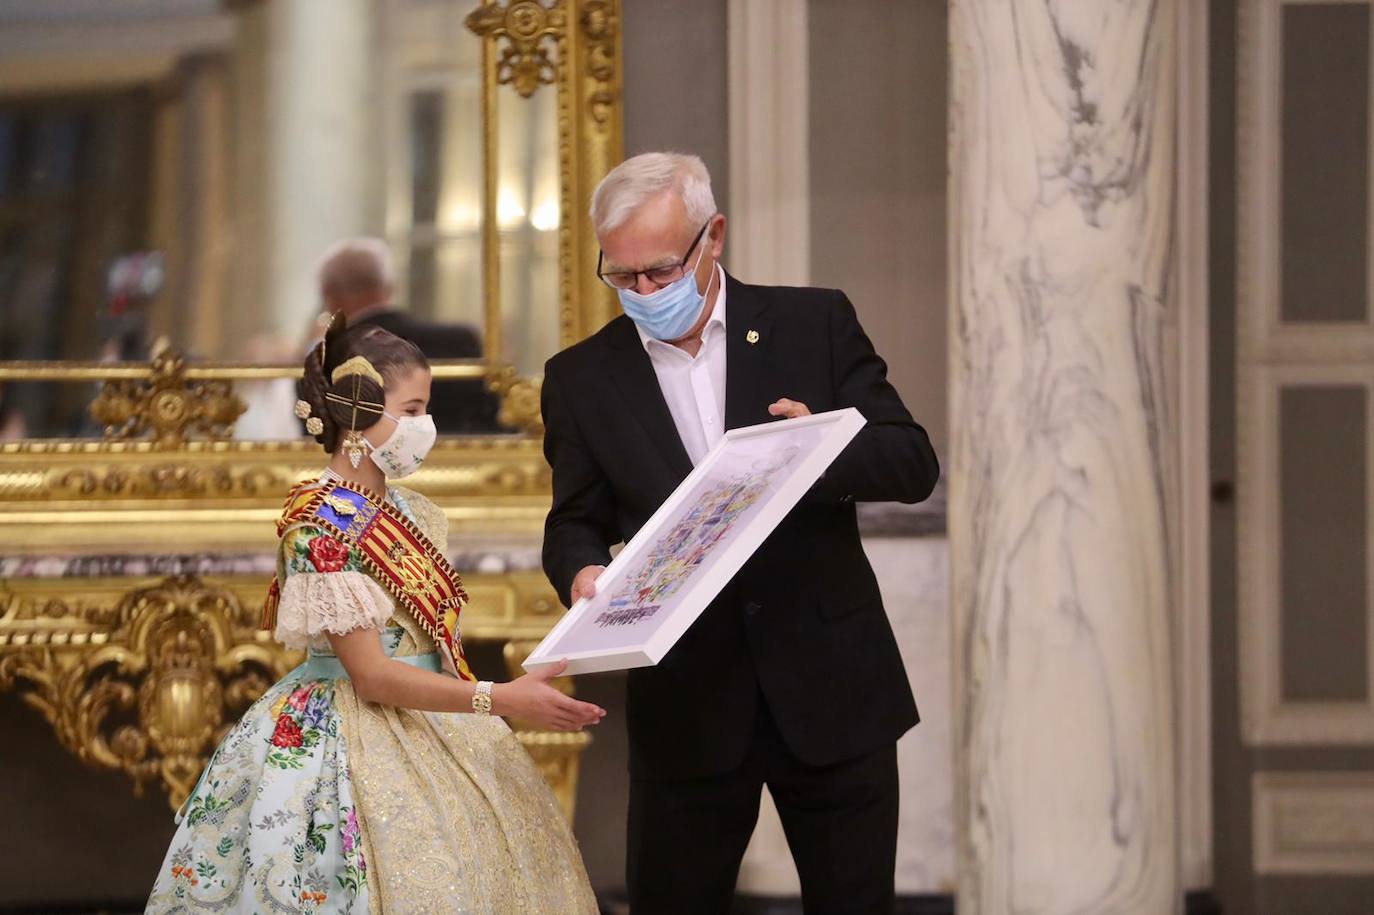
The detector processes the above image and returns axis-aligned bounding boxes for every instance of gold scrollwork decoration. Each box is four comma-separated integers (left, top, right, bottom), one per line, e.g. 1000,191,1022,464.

89,348,246,449
486,366,545,436
48,463,289,500
0,439,549,501
0,575,299,809
466,0,566,98
0,575,590,820
579,0,618,126
557,0,623,345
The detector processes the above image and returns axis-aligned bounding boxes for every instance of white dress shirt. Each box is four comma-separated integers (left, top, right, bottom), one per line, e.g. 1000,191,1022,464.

636,264,728,466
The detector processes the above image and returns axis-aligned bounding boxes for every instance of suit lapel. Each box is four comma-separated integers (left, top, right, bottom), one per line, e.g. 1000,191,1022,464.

724,275,776,431
604,317,695,480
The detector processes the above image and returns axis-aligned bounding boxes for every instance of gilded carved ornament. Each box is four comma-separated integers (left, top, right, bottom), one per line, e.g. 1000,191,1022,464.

89,348,246,449
463,0,619,124
466,0,565,98
0,576,297,809
0,574,589,819
486,366,545,435
579,0,618,125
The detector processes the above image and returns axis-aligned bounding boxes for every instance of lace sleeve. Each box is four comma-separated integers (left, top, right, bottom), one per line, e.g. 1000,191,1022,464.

274,524,394,648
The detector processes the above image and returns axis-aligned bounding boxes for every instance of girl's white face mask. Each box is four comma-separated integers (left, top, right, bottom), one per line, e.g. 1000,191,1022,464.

369,412,437,479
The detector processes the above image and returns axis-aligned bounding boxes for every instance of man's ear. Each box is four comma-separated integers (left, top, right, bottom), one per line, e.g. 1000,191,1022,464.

710,214,727,257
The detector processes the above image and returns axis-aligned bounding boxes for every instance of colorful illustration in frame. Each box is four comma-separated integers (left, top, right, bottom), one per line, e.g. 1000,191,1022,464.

525,409,866,675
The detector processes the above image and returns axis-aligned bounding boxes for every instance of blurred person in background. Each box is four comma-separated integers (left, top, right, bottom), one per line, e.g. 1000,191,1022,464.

316,238,501,434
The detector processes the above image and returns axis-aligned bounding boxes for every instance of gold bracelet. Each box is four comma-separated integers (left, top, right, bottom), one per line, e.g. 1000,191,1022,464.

472,680,493,716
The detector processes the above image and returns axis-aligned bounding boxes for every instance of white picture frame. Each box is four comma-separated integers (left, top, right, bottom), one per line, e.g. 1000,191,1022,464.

523,407,867,675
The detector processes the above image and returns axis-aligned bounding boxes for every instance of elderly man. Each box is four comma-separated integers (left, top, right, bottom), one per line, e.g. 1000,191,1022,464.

540,152,939,912
315,238,498,433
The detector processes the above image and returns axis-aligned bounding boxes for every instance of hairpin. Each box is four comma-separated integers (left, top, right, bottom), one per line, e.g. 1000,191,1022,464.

294,399,325,436
319,311,345,370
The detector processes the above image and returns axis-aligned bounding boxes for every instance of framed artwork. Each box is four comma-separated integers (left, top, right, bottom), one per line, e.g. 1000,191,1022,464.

523,407,866,675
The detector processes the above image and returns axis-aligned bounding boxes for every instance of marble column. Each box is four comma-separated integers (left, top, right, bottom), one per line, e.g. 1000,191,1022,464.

263,0,381,339
179,53,232,358
949,2,1180,913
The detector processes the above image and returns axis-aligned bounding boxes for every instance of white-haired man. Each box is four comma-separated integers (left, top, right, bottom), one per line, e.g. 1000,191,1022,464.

317,237,396,322
315,238,497,432
540,152,939,913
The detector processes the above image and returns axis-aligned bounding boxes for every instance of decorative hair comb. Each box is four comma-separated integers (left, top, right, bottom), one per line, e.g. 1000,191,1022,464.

330,355,385,387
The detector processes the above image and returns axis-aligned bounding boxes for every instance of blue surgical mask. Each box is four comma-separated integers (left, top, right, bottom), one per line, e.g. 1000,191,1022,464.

616,239,713,341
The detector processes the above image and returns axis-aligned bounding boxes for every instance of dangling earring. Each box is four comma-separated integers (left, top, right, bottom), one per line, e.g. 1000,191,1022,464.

341,430,368,469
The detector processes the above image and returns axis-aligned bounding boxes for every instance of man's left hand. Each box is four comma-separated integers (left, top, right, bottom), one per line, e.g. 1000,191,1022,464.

768,398,812,419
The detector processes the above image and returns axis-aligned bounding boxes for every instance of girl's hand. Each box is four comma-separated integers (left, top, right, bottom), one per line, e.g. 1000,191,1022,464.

492,660,606,731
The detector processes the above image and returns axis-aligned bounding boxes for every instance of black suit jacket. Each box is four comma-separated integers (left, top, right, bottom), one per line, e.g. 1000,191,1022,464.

540,275,939,779
353,309,501,433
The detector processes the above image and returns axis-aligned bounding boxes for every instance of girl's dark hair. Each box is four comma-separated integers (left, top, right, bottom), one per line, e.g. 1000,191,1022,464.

298,314,429,452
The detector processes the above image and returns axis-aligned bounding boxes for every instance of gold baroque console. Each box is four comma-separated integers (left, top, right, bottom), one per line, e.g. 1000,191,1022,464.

0,568,582,814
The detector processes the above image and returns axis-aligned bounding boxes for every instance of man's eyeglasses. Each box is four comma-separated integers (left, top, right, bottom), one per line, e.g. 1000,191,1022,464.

597,218,713,291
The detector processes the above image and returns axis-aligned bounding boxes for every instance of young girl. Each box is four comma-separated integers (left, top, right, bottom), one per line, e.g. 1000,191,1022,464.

146,317,603,913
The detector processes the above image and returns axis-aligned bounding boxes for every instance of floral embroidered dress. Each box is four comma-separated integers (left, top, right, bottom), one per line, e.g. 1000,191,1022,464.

146,483,598,914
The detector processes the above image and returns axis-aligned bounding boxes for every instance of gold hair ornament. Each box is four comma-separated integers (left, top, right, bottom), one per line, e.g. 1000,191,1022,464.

294,399,325,436
319,311,345,370
338,429,368,468
324,364,385,468
330,356,385,387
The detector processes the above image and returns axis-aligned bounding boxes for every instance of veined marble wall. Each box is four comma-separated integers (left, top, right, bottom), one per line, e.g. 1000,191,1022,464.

949,1,1181,912
879,535,956,893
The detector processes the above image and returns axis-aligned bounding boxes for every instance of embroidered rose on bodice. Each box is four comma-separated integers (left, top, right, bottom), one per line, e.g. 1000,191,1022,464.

306,534,348,572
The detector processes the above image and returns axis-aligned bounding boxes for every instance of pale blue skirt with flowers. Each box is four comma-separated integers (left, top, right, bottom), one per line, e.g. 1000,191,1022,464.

145,631,435,913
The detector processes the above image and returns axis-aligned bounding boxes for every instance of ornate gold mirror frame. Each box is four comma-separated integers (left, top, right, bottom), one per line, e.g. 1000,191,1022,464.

0,0,622,819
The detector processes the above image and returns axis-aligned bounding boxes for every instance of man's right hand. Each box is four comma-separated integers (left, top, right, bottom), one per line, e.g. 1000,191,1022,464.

571,564,605,603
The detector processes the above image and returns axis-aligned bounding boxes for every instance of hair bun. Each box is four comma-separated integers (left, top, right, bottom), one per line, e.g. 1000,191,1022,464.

297,312,427,456
322,372,386,434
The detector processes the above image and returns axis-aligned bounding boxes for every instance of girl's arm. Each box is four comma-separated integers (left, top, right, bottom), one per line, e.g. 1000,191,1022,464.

327,628,605,731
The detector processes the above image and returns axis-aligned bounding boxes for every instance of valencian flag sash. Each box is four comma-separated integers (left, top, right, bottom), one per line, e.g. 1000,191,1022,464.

261,479,475,682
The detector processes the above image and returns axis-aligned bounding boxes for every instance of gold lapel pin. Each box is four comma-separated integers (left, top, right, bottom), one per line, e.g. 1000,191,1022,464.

746,329,760,344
